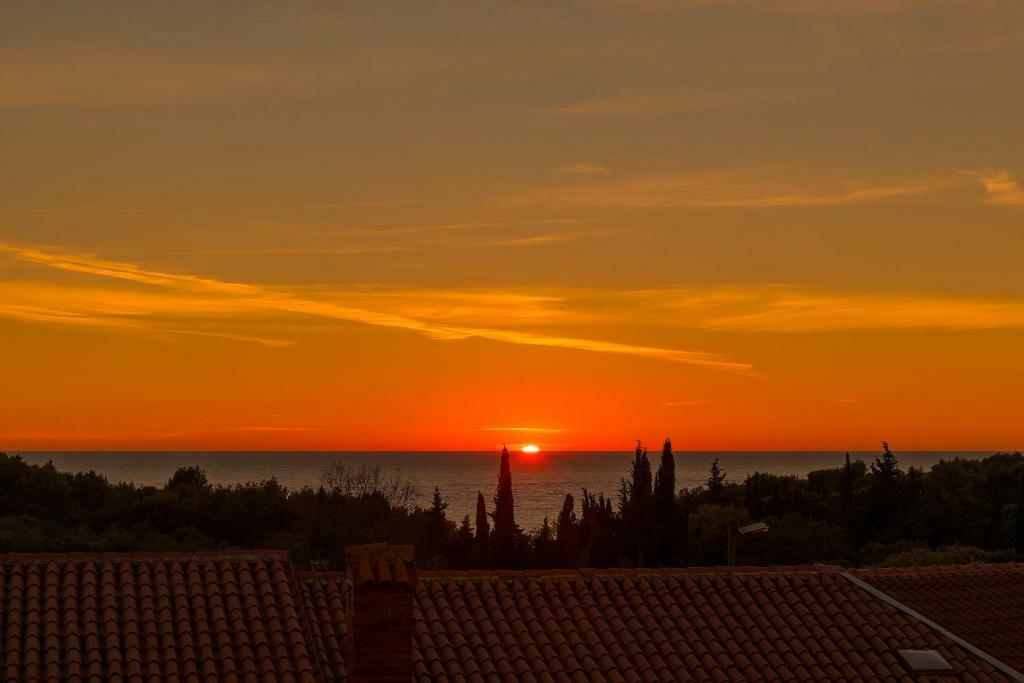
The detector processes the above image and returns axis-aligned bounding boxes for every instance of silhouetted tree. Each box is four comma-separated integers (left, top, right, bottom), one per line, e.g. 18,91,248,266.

421,487,452,565
654,438,677,563
457,515,474,567
840,453,854,514
2,446,1023,571
579,488,616,566
903,466,926,540
1016,476,1024,554
987,471,1005,547
492,446,517,566
555,493,579,566
871,442,900,482
534,517,556,567
168,466,211,492
678,487,693,565
707,458,726,503
474,491,489,563
868,442,903,542
430,487,446,511
631,441,654,502
745,474,763,520
619,441,656,563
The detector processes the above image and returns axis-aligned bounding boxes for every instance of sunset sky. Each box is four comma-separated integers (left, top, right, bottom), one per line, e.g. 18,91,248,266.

3,1,1023,451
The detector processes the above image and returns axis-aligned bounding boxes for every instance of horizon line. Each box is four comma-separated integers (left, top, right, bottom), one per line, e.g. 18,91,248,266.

5,448,1009,454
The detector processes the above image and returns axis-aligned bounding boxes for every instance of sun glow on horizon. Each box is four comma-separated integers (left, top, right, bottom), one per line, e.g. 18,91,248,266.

2,1,1023,453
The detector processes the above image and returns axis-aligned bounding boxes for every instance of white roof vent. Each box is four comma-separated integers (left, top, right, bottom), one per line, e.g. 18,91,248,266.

898,649,953,672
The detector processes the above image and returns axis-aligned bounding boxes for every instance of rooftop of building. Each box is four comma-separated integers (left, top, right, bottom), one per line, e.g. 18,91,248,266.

0,550,1020,682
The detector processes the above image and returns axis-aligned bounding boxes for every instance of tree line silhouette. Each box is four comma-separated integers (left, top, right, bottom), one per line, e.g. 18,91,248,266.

0,443,1021,569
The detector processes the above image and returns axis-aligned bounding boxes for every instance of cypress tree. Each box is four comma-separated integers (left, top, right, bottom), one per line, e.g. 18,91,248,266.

1015,476,1024,554
492,445,517,566
457,515,474,567
555,493,578,566
423,487,450,564
580,487,615,567
535,517,555,567
631,440,654,502
840,452,854,513
745,473,763,520
654,438,676,513
475,491,489,562
622,440,656,564
869,441,902,540
988,472,1004,547
556,493,577,533
654,438,677,563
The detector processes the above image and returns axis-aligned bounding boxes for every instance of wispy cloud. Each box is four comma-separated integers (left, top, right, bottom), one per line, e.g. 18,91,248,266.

596,0,980,15
651,286,1024,332
0,297,295,348
517,168,941,209
8,265,1021,344
198,245,410,256
0,51,279,108
763,0,975,15
485,234,572,248
329,218,593,238
558,164,610,175
224,426,314,432
480,426,569,433
0,243,750,371
300,200,417,210
550,90,776,116
968,169,1024,206
165,330,296,348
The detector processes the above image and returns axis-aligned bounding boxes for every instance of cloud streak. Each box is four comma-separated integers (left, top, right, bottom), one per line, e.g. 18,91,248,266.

0,243,750,371
550,89,784,116
558,164,610,175
0,51,279,108
649,286,1024,332
480,426,568,433
518,168,939,209
969,169,1024,206
485,234,572,248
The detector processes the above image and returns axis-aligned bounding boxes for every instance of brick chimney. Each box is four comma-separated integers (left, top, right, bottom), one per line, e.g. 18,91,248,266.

344,543,417,683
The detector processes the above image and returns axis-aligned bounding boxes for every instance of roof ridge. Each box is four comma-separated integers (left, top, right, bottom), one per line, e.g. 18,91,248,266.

855,562,1024,575
0,549,292,563
416,564,847,579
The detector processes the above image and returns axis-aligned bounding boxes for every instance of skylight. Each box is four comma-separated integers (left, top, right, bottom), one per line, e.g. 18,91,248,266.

898,649,953,672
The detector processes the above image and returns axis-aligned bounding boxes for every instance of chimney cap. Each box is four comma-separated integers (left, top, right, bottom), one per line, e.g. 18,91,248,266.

345,543,417,587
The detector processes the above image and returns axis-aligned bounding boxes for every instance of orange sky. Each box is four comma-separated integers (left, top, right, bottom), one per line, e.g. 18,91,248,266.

2,1,1024,451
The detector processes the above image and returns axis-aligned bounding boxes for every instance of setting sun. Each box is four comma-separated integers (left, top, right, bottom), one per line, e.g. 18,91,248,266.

521,444,540,454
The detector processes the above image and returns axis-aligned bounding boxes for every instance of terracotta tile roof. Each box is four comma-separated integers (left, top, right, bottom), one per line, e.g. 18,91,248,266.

298,572,348,683
299,565,1015,683
2,548,1017,682
856,563,1024,673
0,550,320,683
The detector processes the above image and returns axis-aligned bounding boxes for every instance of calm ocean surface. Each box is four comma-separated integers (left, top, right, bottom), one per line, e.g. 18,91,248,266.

15,451,989,530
